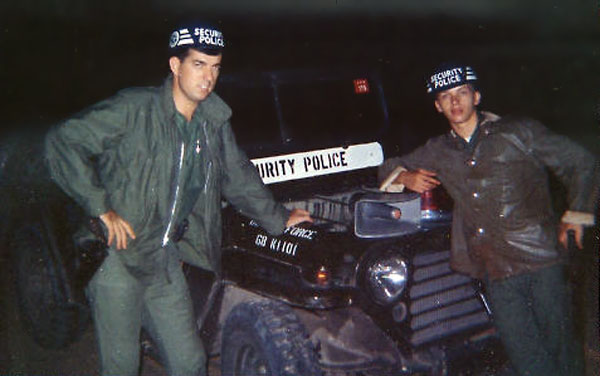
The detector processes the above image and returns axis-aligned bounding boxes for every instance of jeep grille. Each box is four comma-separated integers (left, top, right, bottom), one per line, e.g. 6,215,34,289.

407,250,491,346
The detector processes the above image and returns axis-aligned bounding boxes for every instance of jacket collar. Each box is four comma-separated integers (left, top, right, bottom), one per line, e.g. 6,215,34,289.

160,75,232,126
446,111,501,151
479,111,501,128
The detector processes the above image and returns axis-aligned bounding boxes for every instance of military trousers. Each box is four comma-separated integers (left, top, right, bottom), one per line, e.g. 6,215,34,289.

485,263,584,376
87,249,206,376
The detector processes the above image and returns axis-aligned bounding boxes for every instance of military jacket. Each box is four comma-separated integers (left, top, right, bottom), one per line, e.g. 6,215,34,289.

380,112,598,280
45,76,289,278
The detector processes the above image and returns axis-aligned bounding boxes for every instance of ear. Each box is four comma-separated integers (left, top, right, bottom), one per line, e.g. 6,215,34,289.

169,56,181,76
474,91,481,106
434,100,443,113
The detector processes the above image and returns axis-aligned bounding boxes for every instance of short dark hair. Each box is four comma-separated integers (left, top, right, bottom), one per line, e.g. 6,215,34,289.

434,83,479,101
169,46,222,62
171,48,190,62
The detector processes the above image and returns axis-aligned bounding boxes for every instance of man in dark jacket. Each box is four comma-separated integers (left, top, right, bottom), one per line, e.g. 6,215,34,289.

379,63,598,375
45,24,311,376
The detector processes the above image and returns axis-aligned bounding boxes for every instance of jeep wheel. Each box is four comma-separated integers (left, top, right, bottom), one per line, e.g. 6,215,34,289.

221,300,322,376
13,222,89,349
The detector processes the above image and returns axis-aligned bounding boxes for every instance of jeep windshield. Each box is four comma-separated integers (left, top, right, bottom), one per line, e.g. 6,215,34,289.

217,69,391,224
217,69,390,157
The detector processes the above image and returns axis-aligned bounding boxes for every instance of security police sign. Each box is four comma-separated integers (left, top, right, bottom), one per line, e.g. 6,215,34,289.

251,142,384,184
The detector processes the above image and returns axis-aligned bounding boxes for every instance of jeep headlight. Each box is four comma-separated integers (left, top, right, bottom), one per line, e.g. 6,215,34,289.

367,255,409,305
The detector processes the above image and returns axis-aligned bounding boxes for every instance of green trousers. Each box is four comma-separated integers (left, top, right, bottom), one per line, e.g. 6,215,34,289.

486,264,584,376
88,249,206,376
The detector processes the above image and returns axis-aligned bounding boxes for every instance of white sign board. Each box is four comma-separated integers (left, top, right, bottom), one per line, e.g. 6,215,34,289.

251,142,384,184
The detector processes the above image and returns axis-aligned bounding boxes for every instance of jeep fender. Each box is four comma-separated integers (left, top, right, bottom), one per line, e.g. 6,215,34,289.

209,284,409,372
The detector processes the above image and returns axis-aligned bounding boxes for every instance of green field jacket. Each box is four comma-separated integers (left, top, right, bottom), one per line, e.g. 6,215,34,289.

45,76,289,277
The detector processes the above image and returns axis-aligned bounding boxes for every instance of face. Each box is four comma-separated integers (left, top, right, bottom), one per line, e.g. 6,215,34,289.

434,84,481,128
170,49,222,105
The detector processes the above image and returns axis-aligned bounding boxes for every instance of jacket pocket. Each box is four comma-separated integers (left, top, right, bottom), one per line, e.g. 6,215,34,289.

504,223,558,259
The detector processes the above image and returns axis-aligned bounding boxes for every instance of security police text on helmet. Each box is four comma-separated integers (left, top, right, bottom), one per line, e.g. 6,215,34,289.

168,24,225,121
426,63,481,141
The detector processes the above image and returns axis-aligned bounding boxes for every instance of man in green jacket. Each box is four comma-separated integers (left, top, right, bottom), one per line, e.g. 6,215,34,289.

45,24,311,376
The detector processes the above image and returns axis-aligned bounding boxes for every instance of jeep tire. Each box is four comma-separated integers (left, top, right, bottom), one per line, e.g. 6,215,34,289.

221,300,322,376
13,221,89,349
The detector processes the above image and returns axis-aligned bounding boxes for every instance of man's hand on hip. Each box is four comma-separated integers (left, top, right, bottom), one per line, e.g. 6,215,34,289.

99,210,136,250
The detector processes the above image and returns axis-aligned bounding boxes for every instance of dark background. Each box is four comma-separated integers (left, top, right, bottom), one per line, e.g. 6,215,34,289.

1,0,599,154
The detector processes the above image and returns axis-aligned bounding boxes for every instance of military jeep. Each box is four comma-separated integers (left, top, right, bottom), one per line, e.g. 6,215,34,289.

184,68,501,375
2,68,502,375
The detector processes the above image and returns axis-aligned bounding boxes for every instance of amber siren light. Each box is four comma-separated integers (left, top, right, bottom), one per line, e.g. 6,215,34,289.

316,266,330,285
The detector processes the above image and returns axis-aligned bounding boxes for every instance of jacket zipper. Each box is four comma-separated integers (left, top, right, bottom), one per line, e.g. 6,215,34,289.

162,141,185,247
202,121,212,193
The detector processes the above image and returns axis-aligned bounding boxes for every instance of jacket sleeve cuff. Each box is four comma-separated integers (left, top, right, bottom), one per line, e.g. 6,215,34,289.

264,205,291,236
379,166,407,192
561,210,596,226
85,194,110,218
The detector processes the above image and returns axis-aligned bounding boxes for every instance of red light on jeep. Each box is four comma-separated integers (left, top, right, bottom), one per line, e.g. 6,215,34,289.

353,78,370,94
421,190,439,211
421,186,453,221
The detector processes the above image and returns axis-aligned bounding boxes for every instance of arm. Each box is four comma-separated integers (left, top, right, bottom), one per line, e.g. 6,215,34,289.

378,141,441,193
380,168,440,193
219,122,309,235
523,120,599,248
45,92,137,249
